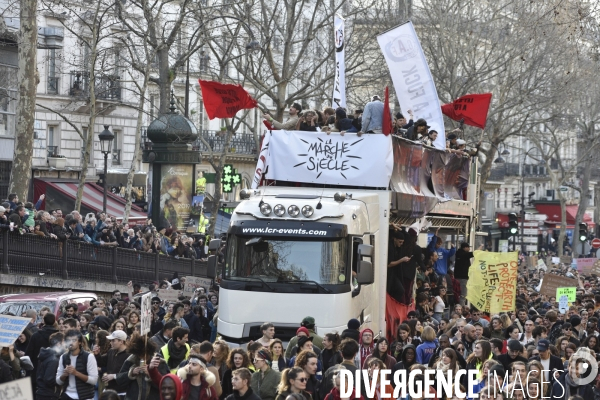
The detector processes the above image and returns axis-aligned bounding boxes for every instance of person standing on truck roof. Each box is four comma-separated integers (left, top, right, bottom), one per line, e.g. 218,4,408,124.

454,242,484,305
284,317,323,359
426,227,456,280
360,95,392,134
263,103,302,130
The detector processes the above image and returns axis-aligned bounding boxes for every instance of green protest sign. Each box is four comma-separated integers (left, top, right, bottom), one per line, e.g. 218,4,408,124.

556,287,577,302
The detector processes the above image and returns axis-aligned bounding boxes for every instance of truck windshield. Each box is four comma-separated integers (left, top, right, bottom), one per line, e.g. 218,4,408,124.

225,236,348,285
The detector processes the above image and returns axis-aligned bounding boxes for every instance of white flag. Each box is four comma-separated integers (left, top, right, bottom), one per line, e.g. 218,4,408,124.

332,15,346,109
377,22,446,149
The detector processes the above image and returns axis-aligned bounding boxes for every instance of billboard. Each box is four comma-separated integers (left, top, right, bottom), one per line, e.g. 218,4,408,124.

158,164,193,231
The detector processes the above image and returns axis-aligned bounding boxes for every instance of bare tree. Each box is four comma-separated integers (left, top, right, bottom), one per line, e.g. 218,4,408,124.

8,0,37,201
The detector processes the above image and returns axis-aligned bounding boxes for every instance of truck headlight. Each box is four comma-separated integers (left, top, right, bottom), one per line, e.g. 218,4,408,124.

301,205,314,217
288,205,300,217
274,204,285,217
260,203,272,216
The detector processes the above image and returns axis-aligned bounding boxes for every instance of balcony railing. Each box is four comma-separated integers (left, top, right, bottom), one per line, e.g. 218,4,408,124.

141,128,258,155
69,71,122,101
47,145,58,158
0,230,209,285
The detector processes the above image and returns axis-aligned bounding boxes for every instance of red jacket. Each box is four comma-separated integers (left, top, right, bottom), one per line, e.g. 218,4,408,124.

150,364,219,400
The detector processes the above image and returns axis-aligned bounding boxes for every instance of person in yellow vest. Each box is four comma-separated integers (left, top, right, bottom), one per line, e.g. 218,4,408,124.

160,327,190,373
198,212,209,234
196,171,207,195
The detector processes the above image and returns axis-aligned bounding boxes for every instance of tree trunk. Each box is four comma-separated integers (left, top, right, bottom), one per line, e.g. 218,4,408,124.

74,6,101,212
123,77,150,223
557,195,566,257
8,0,38,201
158,48,173,113
572,155,592,258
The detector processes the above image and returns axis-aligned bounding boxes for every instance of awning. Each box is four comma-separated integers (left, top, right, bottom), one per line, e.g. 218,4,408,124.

534,203,594,227
34,179,147,220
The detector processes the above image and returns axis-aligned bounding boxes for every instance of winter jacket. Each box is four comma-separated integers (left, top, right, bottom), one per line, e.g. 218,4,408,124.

118,354,160,400
95,348,130,393
285,331,324,358
0,359,12,384
250,368,281,400
27,325,59,371
23,208,35,227
551,371,595,399
183,311,205,343
275,390,313,400
415,339,438,365
36,347,62,399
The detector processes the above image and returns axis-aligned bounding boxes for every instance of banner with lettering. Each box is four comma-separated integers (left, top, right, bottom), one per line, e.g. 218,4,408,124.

0,315,30,347
263,130,393,187
332,15,346,109
466,251,519,314
377,22,446,149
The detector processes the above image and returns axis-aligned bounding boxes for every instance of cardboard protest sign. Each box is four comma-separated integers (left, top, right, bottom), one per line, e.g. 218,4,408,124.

556,287,576,302
183,276,213,294
0,315,31,347
466,251,519,314
560,255,573,265
537,259,547,271
576,258,595,274
0,376,33,399
157,289,182,303
558,295,569,314
540,273,578,298
551,257,560,265
139,292,152,336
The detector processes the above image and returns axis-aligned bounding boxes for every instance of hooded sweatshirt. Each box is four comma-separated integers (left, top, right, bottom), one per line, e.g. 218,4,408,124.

36,347,62,399
358,328,375,366
390,344,417,389
416,338,438,365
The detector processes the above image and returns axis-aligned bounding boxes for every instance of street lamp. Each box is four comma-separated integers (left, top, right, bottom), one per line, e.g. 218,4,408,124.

98,125,114,214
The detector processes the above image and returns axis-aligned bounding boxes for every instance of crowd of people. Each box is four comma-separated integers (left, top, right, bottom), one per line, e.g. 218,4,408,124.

262,97,480,157
0,194,211,259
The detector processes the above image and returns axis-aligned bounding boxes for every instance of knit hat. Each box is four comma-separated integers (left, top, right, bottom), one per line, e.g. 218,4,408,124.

256,349,272,365
297,336,314,352
302,316,316,326
396,112,404,120
90,316,111,330
570,316,582,327
347,318,361,330
359,328,374,346
0,206,5,213
296,327,310,337
391,230,405,240
414,118,429,128
507,339,522,352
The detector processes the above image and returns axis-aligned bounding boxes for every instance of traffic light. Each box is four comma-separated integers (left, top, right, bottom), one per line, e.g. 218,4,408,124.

508,212,519,235
579,223,588,242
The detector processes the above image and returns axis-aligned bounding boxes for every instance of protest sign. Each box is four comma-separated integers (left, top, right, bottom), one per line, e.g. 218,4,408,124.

183,276,213,294
556,287,577,302
0,376,33,399
560,255,572,264
593,259,600,275
466,251,519,314
539,273,578,298
527,255,538,269
157,289,181,303
558,295,569,314
537,259,547,271
139,292,152,336
551,257,560,265
576,258,595,274
0,315,31,347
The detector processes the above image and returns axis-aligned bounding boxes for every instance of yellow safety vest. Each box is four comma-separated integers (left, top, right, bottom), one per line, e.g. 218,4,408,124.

198,215,208,233
196,177,207,193
161,343,191,374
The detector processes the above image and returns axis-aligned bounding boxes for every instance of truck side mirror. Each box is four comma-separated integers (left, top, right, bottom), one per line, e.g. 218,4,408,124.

356,244,374,285
207,255,217,279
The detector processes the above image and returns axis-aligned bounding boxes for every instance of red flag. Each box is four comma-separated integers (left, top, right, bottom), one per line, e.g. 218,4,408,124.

382,86,392,135
441,93,492,129
198,80,258,120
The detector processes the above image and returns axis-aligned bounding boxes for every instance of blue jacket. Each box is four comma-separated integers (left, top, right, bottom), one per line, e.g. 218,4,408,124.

416,340,437,365
427,235,456,276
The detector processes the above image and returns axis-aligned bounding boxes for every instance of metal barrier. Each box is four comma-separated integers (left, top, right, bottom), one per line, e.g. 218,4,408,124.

0,230,208,285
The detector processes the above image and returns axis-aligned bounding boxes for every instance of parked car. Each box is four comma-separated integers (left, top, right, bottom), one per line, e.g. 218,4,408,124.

0,291,97,320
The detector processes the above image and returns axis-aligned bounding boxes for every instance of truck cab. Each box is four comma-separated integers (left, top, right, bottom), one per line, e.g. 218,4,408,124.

209,132,476,345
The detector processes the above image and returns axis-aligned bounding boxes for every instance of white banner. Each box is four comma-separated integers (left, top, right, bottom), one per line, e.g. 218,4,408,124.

139,292,152,336
251,132,271,189
263,130,393,187
377,22,445,149
332,15,346,109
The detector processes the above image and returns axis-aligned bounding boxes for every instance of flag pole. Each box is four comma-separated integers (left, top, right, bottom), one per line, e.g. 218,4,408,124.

376,20,412,37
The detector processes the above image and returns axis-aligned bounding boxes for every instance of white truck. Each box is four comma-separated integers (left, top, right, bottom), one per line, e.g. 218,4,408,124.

206,132,477,344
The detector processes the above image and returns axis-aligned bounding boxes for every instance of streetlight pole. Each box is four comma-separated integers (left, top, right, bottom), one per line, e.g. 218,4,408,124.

98,125,115,214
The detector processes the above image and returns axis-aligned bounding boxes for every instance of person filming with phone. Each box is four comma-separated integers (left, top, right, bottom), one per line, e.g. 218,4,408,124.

387,226,424,306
